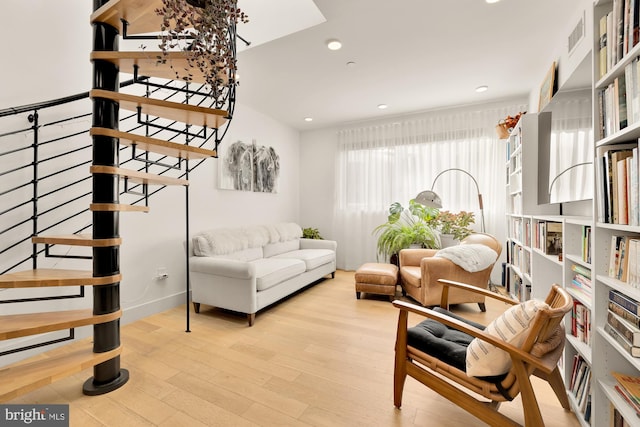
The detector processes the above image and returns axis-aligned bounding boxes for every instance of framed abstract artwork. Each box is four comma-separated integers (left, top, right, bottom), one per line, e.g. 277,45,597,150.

219,140,280,193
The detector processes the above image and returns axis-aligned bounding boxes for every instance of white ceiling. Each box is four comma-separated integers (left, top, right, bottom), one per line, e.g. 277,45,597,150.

235,0,587,131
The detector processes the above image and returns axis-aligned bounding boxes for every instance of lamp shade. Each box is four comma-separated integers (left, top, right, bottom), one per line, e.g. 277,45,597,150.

415,190,443,208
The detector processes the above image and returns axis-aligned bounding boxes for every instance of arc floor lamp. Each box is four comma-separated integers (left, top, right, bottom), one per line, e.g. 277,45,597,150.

548,161,592,215
414,168,486,232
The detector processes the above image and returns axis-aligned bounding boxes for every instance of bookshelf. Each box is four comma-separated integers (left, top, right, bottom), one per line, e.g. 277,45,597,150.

592,0,640,426
504,113,556,302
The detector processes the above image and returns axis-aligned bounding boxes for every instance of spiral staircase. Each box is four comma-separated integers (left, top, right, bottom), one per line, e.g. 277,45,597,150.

0,0,232,401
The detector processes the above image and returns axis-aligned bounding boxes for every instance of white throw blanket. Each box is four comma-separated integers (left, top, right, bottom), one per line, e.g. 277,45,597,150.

434,244,498,272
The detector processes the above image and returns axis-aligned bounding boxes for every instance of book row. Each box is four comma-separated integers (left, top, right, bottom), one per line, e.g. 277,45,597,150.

597,144,640,226
568,264,593,306
599,0,640,80
572,299,592,346
606,290,640,358
532,221,562,256
612,370,640,420
608,235,640,288
569,355,592,422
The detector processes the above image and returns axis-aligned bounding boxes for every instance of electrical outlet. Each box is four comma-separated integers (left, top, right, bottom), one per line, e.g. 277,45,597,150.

156,267,168,280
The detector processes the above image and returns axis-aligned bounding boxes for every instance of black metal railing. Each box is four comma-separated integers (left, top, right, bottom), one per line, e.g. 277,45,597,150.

0,77,218,277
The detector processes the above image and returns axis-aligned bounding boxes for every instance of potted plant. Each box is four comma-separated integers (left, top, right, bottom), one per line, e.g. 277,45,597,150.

302,227,323,239
429,210,475,246
373,200,440,263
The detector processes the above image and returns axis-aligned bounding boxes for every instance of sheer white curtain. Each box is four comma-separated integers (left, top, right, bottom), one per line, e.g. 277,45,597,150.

333,102,527,275
549,95,593,203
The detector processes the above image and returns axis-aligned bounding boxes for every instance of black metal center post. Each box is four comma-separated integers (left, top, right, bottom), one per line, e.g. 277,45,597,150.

83,0,129,395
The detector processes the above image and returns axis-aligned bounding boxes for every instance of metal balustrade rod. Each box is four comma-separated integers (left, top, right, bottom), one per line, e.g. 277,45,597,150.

31,111,39,269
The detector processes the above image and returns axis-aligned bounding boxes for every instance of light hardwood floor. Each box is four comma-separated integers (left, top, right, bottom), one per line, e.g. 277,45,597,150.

8,270,581,426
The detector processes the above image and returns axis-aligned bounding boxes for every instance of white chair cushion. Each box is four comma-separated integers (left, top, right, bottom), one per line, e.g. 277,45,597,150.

466,299,549,377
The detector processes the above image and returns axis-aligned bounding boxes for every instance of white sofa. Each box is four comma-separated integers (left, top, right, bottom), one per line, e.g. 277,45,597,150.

189,223,337,326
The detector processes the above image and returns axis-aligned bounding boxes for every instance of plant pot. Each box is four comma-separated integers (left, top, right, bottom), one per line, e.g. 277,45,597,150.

440,234,459,248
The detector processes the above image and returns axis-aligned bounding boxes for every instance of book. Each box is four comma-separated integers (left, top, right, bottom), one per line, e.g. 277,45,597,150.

631,148,639,226
572,263,592,280
629,239,640,288
620,236,632,282
609,299,640,328
612,371,640,404
617,157,630,224
608,309,640,346
544,221,562,256
600,14,608,78
615,384,640,415
610,289,640,316
611,235,624,277
612,150,634,223
604,323,640,357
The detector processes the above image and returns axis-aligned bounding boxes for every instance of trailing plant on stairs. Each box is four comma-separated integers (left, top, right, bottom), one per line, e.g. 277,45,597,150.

156,0,249,104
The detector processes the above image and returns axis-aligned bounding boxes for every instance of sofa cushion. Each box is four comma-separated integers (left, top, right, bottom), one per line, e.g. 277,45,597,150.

213,247,263,262
272,249,335,271
252,258,306,291
275,222,303,241
193,229,248,256
264,239,300,258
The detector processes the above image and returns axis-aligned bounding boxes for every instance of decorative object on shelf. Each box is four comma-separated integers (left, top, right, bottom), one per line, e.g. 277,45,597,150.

548,161,592,214
373,200,440,263
302,227,323,239
219,140,280,192
495,112,525,139
155,0,249,103
538,61,557,111
415,168,486,232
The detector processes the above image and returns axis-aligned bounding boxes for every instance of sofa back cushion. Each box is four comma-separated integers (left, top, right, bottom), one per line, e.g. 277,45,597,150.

213,247,264,262
193,229,248,256
192,223,303,258
264,239,300,258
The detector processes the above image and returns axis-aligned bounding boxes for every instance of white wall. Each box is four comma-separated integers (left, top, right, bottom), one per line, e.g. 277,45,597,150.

0,2,92,110
299,128,337,240
117,102,301,324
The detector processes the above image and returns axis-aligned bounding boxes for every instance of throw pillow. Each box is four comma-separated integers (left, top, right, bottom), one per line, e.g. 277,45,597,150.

466,299,549,377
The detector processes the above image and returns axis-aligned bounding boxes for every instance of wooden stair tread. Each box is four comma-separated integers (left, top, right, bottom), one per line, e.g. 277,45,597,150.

91,51,207,83
91,165,188,186
90,89,228,129
32,234,121,247
0,309,122,341
90,203,150,213
90,0,164,35
0,269,121,288
91,127,217,159
0,344,121,402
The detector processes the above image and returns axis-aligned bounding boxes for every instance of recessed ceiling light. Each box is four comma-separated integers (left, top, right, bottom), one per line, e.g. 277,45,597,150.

475,85,489,93
346,61,356,68
377,104,388,110
485,0,500,3
326,39,342,50
304,117,313,122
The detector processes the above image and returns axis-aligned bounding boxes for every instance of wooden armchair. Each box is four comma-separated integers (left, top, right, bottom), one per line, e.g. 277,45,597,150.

393,279,572,427
399,233,502,311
